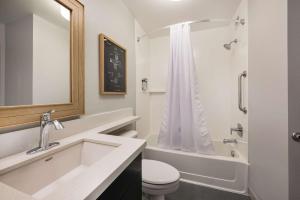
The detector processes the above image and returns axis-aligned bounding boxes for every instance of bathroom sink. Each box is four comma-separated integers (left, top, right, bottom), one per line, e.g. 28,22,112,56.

0,140,117,199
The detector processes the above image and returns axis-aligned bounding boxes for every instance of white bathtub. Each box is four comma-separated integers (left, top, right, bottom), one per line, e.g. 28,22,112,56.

143,134,249,194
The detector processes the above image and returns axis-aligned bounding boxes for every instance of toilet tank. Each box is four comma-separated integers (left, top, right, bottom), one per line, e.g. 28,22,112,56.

120,130,138,138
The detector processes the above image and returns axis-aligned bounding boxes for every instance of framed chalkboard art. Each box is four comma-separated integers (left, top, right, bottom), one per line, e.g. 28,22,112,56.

99,34,127,95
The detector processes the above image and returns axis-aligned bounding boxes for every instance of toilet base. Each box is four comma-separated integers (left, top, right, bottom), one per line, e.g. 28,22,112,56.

147,194,165,200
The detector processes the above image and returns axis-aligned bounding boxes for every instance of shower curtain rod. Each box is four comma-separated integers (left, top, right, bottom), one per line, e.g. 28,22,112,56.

137,18,230,42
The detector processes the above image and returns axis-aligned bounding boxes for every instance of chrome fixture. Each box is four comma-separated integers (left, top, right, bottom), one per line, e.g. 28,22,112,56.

142,78,148,92
230,150,237,158
231,123,243,137
224,39,238,50
235,16,246,26
27,110,64,155
238,71,247,114
223,138,238,144
292,132,300,142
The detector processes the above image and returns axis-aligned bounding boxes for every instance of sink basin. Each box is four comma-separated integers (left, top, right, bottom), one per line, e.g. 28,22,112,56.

0,140,117,199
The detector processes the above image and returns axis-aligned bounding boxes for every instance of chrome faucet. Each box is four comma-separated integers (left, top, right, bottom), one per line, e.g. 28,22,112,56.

230,123,243,137
27,110,64,155
223,138,238,144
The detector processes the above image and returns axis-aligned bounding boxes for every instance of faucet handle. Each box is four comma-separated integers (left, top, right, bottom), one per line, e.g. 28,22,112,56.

237,123,243,129
230,123,243,137
41,110,55,122
46,110,55,114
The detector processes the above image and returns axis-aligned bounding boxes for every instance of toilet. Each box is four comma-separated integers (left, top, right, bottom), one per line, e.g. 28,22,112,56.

119,130,180,200
142,159,180,200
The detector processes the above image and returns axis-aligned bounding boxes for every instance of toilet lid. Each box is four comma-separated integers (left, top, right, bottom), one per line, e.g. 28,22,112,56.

142,159,180,185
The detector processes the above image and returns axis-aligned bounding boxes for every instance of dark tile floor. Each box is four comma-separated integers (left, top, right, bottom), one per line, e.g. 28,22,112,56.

165,182,250,200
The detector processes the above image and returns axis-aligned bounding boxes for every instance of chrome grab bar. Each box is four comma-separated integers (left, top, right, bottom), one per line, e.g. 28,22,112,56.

238,71,247,114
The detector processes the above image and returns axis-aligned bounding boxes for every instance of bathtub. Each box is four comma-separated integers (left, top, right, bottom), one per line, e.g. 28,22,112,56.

143,134,249,194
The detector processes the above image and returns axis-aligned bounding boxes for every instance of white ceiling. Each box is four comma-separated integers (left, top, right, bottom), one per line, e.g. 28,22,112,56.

123,0,241,34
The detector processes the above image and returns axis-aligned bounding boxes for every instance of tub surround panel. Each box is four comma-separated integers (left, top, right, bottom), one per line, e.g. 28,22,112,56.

135,0,249,161
135,20,151,139
228,0,249,154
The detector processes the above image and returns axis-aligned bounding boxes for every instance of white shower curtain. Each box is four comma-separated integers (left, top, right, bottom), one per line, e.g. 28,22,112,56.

158,23,215,154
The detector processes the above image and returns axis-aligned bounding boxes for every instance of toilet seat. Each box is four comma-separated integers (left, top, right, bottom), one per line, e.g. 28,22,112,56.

142,160,180,197
143,180,180,190
142,159,180,185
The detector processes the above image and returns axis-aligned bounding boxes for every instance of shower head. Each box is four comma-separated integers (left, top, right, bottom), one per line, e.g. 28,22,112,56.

224,39,238,50
224,43,232,50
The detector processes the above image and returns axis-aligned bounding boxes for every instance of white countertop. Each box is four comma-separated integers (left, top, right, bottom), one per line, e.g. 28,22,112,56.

0,116,146,200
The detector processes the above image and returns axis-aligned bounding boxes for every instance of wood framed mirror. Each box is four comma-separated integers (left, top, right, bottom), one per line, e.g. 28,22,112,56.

0,0,84,131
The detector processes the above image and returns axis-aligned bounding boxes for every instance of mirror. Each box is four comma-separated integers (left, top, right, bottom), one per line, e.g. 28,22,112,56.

0,0,84,131
0,0,71,106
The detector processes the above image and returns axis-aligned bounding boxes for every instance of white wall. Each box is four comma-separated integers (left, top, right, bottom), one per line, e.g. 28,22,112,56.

5,15,33,106
135,20,150,138
32,15,70,104
0,23,5,106
0,0,138,159
147,36,169,137
248,0,288,199
82,0,136,115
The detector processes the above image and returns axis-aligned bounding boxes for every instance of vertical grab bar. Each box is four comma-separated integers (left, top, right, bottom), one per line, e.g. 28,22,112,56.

238,71,247,114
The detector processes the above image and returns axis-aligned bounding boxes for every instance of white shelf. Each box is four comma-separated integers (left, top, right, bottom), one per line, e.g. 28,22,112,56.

148,89,166,94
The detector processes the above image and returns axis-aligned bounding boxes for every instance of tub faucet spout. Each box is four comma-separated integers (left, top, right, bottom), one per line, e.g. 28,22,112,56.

223,139,238,144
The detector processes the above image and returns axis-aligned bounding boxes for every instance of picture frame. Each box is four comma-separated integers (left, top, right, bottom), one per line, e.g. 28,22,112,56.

99,34,127,95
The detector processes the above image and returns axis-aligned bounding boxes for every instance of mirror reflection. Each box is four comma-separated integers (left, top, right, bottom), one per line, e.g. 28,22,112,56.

0,0,70,106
